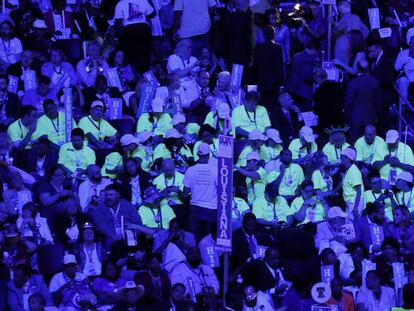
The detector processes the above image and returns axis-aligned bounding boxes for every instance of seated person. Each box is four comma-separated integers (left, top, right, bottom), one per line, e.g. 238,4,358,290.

21,75,59,112
136,97,173,138
7,105,37,150
288,126,318,162
322,126,350,165
237,129,270,167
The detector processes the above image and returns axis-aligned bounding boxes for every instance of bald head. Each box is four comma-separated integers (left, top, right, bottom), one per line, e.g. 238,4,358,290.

364,125,377,145
87,164,101,182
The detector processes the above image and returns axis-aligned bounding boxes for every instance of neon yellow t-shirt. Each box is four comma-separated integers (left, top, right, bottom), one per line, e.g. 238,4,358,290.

134,146,155,172
363,189,394,222
7,119,33,148
136,113,172,137
268,163,305,197
246,167,267,204
290,196,325,225
312,169,333,193
354,136,387,165
32,112,77,146
232,105,271,134
78,115,117,141
153,172,184,205
237,145,270,167
396,189,414,213
138,202,176,229
58,142,96,173
252,196,291,223
342,164,364,203
232,197,250,221
101,152,123,179
288,138,318,160
322,142,350,164
153,143,193,163
266,144,283,160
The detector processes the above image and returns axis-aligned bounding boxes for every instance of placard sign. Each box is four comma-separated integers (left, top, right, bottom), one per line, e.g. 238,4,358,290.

63,87,72,143
106,68,123,92
22,70,37,91
368,8,380,30
109,98,123,120
137,83,156,117
230,64,243,88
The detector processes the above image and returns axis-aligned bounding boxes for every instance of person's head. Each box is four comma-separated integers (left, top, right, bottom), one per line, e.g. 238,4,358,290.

186,247,201,268
104,184,121,208
28,293,45,311
199,124,216,144
395,171,414,192
82,222,95,242
279,148,292,165
340,147,356,168
364,125,377,145
0,21,13,38
13,264,31,288
242,212,257,235
48,164,66,184
102,260,121,281
94,75,108,93
124,158,139,177
217,71,231,91
38,75,51,96
338,0,351,16
175,39,192,59
86,164,101,183
300,180,315,200
21,50,34,67
393,205,409,226
326,206,346,230
50,48,64,65
71,128,85,150
368,40,383,60
348,241,368,263
8,171,24,190
278,92,294,109
366,202,385,225
90,100,105,120
385,129,399,150
365,270,381,290
42,99,58,119
120,134,139,153
63,254,78,278
147,253,162,274
299,126,315,145
319,247,337,265
62,197,79,216
246,151,261,170
403,283,414,308
265,8,281,27
162,158,175,178
110,49,126,67
329,131,346,148
122,282,144,306
368,170,382,193
264,247,280,269
263,25,275,41
197,70,210,88
170,283,186,302
0,74,8,91
21,105,36,124
87,40,102,59
381,237,400,260
310,0,322,18
244,92,259,111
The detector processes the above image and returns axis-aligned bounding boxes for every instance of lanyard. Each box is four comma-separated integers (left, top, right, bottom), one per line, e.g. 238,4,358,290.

109,204,120,224
18,120,25,140
72,147,85,168
164,174,176,188
150,207,163,228
244,106,256,125
50,116,60,134
87,116,101,131
84,244,95,262
268,200,277,220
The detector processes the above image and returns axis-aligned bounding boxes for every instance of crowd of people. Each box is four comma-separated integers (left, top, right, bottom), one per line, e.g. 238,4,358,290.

2,0,414,310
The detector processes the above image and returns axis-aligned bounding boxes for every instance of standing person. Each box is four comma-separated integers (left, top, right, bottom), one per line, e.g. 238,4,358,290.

183,143,217,242
114,0,155,72
344,60,381,143
173,0,216,57
253,25,284,121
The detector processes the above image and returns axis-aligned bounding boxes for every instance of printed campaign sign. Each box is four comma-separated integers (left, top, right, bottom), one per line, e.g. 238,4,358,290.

370,224,384,248
392,262,406,294
7,75,18,94
216,135,234,250
322,62,339,81
137,83,156,117
256,245,267,259
106,68,123,92
204,245,219,268
230,64,243,88
340,223,356,241
63,87,73,143
171,94,182,115
151,15,163,36
22,70,37,91
143,70,160,86
368,8,381,30
379,28,392,38
109,98,123,120
321,265,334,285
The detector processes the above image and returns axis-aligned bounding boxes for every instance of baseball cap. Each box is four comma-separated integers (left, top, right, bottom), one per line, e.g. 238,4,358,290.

165,128,182,139
249,129,267,141
266,128,282,143
172,114,186,126
120,134,139,147
151,97,164,113
341,147,356,161
91,100,104,109
397,171,414,183
197,143,210,155
385,130,399,144
299,126,315,143
217,102,230,119
327,206,347,219
246,151,260,161
33,19,47,29
82,222,94,230
137,131,153,144
63,254,77,265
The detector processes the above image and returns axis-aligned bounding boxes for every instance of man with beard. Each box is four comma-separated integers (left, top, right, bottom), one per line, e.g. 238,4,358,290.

354,202,386,252
78,164,112,212
241,285,273,311
87,184,142,249
169,247,219,297
354,125,387,168
58,128,96,176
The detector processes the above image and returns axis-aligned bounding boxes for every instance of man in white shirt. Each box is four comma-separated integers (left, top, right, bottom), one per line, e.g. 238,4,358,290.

183,142,217,242
78,164,112,212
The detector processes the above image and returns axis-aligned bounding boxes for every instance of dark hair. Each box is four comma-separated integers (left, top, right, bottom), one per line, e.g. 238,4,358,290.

245,91,260,102
38,75,51,85
42,99,56,110
403,284,414,307
108,49,127,67
172,283,186,291
346,241,368,258
14,264,30,276
264,9,281,26
264,247,279,258
102,259,121,280
124,157,139,176
366,269,380,279
242,212,256,225
95,74,108,85
105,183,121,193
71,128,85,138
22,202,37,218
367,170,381,180
365,201,383,215
28,293,46,305
47,164,66,179
380,237,401,254
263,25,275,41
0,20,14,31
300,180,314,190
0,74,9,83
147,252,163,263
21,105,36,117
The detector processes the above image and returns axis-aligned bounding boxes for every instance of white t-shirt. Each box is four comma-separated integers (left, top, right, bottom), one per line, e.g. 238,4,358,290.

114,0,154,26
49,272,87,293
183,162,217,210
173,0,216,38
0,37,23,65
167,54,199,76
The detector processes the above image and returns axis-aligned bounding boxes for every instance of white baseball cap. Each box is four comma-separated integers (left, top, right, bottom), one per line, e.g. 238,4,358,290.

91,100,104,109
299,126,315,143
63,254,77,265
33,19,47,29
341,147,356,161
120,134,138,147
172,113,186,126
246,151,260,161
249,129,267,141
327,206,347,219
266,128,282,143
397,171,414,183
197,143,210,155
151,97,164,113
385,130,399,144
165,128,182,139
